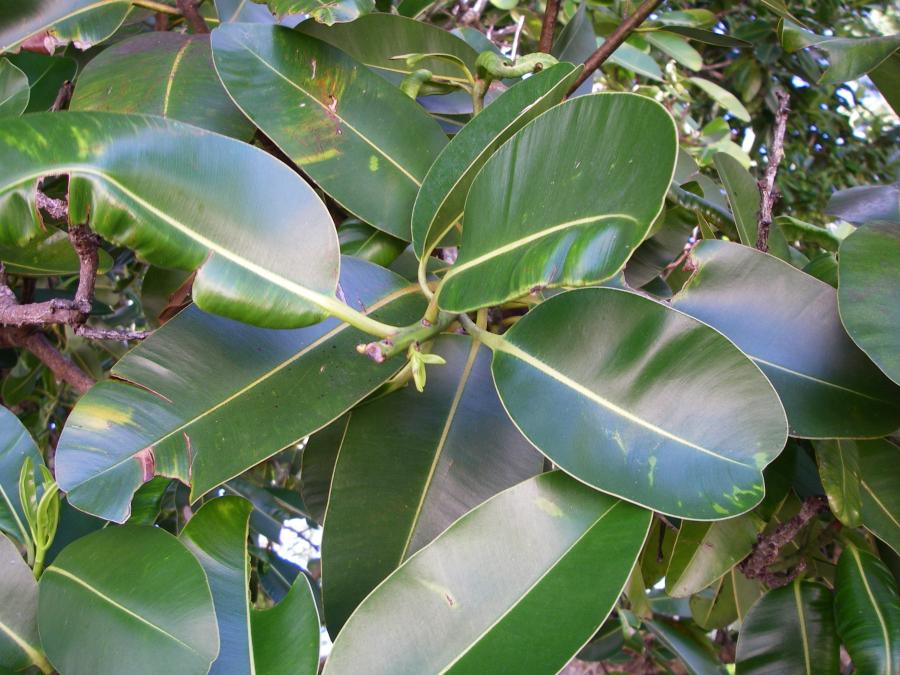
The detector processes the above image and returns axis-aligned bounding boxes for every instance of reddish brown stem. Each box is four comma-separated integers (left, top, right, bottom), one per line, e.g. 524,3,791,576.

538,0,562,54
566,0,664,95
176,0,210,33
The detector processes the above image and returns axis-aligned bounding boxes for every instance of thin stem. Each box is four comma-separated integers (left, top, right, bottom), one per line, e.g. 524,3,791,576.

132,0,182,15
175,0,210,32
32,547,46,580
359,311,456,362
458,312,505,350
566,0,664,95
538,0,562,54
756,90,791,252
316,294,403,338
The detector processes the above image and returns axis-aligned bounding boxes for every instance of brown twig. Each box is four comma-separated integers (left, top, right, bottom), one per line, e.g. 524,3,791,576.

538,0,562,54
175,0,210,33
756,90,790,252
0,328,94,394
459,0,488,26
74,326,151,341
739,495,827,587
566,0,664,95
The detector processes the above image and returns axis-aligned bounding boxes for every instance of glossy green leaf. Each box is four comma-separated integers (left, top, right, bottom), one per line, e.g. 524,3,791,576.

0,58,28,117
666,514,764,597
0,406,43,548
607,40,663,81
0,227,113,276
827,183,900,225
38,525,219,675
834,543,900,674
645,618,727,675
688,77,750,122
436,93,677,312
644,31,703,71
714,153,758,246
735,581,838,675
671,240,900,438
0,1,130,54
490,287,786,519
321,334,542,633
261,0,373,24
5,51,77,112
780,20,900,84
70,32,253,140
324,472,651,675
215,0,275,23
56,259,425,522
813,440,862,528
180,497,319,675
838,221,900,385
551,4,594,96
338,220,406,267
0,112,340,328
212,24,447,240
856,438,900,553
126,476,170,526
298,14,478,88
0,534,50,673
411,63,580,259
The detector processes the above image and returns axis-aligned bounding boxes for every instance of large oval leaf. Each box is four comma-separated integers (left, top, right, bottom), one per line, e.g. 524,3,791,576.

55,259,425,522
813,439,862,528
179,497,319,675
856,438,900,553
838,220,900,385
490,287,787,520
834,543,900,674
321,334,543,633
0,534,50,673
37,525,219,675
0,406,43,548
436,93,677,312
298,13,478,88
70,32,254,140
5,51,77,112
212,24,447,240
671,239,900,438
411,63,580,259
0,57,29,117
324,471,651,675
0,1,130,54
735,581,838,675
0,112,339,329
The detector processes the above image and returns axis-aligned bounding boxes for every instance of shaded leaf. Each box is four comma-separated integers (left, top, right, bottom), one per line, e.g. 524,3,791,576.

856,438,900,553
70,32,254,140
5,51,76,112
55,259,425,522
735,581,839,675
834,543,900,675
0,534,49,673
826,183,900,225
714,152,758,246
38,525,219,675
490,287,787,519
212,24,447,240
299,417,345,526
324,472,651,675
666,514,764,598
813,440,862,528
437,93,677,312
838,221,900,385
671,240,900,438
0,57,29,117
645,618,727,675
321,334,542,633
180,497,319,675
0,112,340,328
0,226,113,276
338,220,406,267
0,406,43,548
